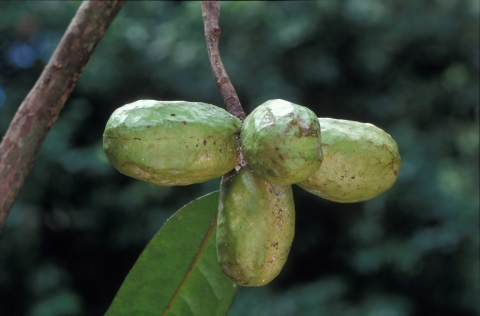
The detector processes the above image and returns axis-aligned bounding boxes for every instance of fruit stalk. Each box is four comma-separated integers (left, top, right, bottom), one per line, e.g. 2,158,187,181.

201,0,246,121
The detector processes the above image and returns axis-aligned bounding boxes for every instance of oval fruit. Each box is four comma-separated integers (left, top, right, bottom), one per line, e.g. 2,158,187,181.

298,118,401,203
240,99,322,185
216,166,295,286
103,100,242,186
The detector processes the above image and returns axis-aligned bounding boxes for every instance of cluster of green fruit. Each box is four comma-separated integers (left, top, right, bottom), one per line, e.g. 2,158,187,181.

103,99,401,287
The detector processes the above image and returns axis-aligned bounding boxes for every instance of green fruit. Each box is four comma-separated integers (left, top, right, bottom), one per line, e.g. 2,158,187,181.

240,99,322,185
216,166,295,286
103,100,242,186
298,118,401,203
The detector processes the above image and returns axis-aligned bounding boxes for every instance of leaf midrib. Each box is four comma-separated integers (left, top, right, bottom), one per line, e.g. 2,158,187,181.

161,214,218,316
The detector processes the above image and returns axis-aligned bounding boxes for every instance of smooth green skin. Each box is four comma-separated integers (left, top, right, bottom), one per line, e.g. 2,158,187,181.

103,100,242,186
216,166,295,287
298,118,401,203
241,99,323,185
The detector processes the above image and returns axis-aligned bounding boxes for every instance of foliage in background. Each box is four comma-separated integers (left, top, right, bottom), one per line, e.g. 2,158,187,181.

0,1,478,315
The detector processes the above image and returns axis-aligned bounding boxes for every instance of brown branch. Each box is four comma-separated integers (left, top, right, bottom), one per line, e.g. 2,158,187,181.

201,1,246,121
0,0,126,231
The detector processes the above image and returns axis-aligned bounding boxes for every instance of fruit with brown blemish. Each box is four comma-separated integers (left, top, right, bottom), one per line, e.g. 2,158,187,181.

103,100,242,186
216,166,295,286
240,99,323,185
298,118,401,203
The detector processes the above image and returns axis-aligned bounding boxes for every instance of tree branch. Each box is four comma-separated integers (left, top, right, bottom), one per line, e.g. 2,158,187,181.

0,0,126,231
201,1,246,121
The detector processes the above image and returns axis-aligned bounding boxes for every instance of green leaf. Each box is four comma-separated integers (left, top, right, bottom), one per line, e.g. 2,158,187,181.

105,191,238,316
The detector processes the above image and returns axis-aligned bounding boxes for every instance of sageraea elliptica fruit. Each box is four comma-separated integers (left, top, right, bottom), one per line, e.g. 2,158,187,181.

298,118,401,203
103,100,242,186
241,99,322,185
217,166,295,286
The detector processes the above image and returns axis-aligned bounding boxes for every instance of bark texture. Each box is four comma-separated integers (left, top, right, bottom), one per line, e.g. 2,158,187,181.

0,0,126,231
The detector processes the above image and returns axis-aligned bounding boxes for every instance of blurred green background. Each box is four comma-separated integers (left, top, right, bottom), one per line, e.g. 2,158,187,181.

0,1,478,315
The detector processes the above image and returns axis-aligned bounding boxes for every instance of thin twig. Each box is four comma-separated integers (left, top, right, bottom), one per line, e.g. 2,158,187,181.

201,1,246,121
0,0,125,231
